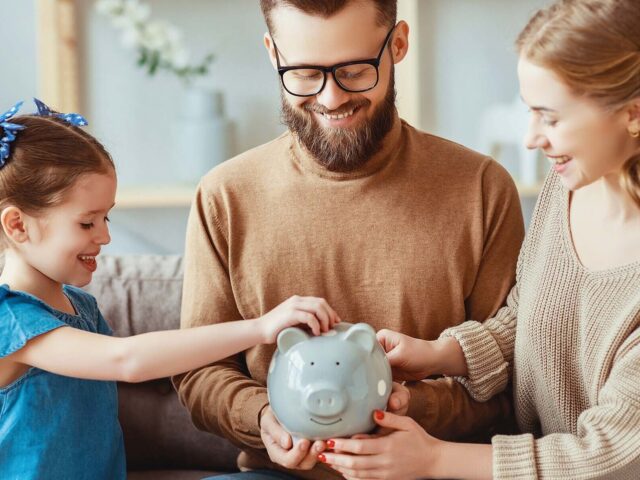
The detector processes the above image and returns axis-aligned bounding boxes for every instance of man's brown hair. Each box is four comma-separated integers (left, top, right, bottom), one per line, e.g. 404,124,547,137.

260,0,397,35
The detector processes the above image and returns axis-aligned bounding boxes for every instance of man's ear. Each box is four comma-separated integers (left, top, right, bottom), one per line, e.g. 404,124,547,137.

390,20,409,64
264,32,278,70
1,206,29,244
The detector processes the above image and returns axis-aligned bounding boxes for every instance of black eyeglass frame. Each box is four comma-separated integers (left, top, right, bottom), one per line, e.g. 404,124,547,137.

272,24,397,97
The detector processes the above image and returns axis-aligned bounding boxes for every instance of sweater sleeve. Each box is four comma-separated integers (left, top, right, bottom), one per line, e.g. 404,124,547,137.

492,338,640,479
172,182,269,450
439,283,519,402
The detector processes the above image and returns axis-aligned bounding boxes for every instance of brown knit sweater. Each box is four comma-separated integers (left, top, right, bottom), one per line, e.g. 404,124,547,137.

173,114,525,478
442,172,640,479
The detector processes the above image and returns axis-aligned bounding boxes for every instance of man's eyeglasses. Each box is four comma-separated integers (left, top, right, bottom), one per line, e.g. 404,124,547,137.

272,25,396,97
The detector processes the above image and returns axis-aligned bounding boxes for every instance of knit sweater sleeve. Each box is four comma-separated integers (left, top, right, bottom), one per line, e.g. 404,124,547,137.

438,282,519,402
492,334,640,479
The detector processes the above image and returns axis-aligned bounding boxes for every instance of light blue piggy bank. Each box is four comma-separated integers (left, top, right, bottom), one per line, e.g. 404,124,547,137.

267,322,392,440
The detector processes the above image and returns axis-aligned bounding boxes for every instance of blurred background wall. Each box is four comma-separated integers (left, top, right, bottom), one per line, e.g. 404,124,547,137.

0,0,548,254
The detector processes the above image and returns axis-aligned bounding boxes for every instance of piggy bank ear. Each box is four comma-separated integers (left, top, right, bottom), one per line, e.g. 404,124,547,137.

277,327,310,354
343,323,376,353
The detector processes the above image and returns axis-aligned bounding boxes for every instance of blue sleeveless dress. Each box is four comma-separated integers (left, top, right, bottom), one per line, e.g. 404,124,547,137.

0,284,125,479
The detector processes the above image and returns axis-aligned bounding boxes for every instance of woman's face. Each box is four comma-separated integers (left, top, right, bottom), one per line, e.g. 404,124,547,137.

518,57,638,191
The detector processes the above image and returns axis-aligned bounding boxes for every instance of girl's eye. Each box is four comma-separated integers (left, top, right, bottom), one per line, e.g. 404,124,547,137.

80,223,93,230
543,118,558,127
105,216,110,223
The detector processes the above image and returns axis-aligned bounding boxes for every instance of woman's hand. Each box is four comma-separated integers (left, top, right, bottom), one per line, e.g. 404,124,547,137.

259,295,341,343
320,410,440,480
376,329,436,380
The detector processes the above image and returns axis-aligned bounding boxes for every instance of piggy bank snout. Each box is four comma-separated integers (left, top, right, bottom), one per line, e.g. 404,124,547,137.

304,383,347,417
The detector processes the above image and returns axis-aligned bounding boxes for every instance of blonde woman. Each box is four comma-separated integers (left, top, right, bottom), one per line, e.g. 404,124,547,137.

321,0,640,478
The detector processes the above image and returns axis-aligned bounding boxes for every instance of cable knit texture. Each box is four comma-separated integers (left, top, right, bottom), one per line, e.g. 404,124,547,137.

441,172,640,479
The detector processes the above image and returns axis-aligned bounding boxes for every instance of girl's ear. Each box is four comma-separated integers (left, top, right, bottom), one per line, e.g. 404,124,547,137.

1,207,29,244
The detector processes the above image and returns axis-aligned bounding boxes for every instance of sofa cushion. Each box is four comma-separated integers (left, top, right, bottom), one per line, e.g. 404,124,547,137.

85,255,240,473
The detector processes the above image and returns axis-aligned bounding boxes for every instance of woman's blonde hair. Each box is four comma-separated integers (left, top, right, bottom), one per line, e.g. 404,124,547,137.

516,0,640,205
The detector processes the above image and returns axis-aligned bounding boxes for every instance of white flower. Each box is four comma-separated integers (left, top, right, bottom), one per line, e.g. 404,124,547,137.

162,45,190,70
122,0,150,23
95,0,124,16
95,0,213,82
120,24,142,49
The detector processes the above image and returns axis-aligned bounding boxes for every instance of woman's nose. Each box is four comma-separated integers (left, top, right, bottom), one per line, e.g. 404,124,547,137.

523,119,549,150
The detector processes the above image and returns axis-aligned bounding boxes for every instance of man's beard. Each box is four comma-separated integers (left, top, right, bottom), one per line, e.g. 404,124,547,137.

281,71,397,172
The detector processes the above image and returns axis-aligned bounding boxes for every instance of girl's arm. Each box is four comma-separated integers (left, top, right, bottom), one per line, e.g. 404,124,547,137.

10,295,339,383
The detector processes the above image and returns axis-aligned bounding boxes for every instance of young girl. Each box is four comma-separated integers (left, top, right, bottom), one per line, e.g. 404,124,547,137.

0,99,340,479
321,0,640,478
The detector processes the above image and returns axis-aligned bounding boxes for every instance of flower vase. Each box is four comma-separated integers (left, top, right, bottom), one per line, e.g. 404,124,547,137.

173,88,233,184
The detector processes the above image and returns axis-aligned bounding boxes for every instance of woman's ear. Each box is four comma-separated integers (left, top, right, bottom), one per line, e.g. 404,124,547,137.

1,207,29,245
626,98,640,137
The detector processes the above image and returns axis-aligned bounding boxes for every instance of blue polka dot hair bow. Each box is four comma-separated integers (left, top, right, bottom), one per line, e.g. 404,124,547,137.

0,101,26,167
0,98,89,169
34,98,88,127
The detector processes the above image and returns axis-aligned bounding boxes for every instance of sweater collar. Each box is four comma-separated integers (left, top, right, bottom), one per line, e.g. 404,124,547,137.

289,111,402,180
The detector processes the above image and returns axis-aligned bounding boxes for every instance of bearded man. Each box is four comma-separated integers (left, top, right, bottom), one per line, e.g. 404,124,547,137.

173,1,525,478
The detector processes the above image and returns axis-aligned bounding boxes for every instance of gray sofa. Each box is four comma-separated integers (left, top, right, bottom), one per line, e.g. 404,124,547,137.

85,255,241,479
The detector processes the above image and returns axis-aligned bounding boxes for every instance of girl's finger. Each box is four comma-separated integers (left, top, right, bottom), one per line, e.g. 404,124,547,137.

296,311,320,335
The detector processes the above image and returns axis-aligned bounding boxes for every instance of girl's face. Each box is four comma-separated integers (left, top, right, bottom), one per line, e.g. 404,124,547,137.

23,171,116,288
518,57,637,191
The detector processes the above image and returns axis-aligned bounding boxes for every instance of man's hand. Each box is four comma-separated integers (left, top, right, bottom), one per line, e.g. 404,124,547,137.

387,381,410,416
260,405,326,470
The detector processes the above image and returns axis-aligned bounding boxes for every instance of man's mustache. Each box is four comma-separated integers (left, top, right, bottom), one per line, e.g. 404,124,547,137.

303,99,370,116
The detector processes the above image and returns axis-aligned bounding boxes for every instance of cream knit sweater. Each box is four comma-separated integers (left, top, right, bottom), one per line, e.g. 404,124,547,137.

442,172,640,479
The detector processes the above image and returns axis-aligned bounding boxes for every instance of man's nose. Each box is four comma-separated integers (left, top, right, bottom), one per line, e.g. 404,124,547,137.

315,74,352,112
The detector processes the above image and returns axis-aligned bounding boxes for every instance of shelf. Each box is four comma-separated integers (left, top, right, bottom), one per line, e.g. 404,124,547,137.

516,182,543,197
115,185,196,209
114,180,542,209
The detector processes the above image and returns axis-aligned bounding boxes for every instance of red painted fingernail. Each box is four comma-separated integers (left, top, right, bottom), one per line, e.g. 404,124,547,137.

327,439,335,448
374,410,384,420
318,454,326,463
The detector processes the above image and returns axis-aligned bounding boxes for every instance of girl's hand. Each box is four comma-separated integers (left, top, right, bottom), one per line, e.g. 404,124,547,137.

320,410,440,480
376,329,436,381
259,295,341,343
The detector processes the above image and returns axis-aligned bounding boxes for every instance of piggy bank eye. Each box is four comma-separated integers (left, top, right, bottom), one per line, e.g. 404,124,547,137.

310,362,315,366
336,362,340,366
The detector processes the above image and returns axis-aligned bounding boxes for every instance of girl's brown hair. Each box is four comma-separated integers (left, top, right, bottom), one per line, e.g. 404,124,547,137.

516,0,640,205
0,115,115,242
